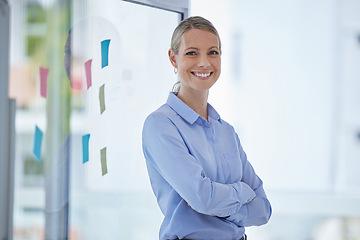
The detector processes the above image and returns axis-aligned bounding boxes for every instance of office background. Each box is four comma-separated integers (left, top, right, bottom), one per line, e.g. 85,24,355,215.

0,0,360,239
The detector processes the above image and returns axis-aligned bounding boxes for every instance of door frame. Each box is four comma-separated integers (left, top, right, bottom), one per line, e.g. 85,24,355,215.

123,0,189,19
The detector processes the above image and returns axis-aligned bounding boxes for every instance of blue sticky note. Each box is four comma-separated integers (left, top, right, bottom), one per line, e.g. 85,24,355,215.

33,125,43,162
82,134,90,163
101,39,111,68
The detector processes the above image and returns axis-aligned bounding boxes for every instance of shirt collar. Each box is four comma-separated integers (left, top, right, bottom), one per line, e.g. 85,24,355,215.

207,102,222,123
166,92,222,125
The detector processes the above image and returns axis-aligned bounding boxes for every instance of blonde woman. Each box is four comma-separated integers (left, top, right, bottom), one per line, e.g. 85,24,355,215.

142,16,271,240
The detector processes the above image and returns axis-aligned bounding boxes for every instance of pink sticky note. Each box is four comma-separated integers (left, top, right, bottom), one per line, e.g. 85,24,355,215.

39,66,49,98
85,59,92,89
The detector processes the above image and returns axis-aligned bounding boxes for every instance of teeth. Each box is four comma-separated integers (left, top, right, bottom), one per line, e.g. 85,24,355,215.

194,72,211,78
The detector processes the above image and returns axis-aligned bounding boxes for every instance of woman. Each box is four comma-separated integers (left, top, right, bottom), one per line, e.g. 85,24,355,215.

142,16,271,240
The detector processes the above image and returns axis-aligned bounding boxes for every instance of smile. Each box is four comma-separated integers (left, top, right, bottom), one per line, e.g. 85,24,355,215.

192,72,212,78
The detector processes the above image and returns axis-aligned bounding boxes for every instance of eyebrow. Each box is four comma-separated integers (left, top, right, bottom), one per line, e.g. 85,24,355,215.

184,46,219,51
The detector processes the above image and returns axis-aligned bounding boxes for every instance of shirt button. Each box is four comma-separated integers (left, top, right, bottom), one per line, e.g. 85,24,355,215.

201,119,209,127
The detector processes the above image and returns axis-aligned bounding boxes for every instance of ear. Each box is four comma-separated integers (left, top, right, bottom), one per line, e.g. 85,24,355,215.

168,49,178,68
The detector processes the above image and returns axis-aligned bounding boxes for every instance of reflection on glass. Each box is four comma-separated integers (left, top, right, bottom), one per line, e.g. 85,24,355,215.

10,0,180,239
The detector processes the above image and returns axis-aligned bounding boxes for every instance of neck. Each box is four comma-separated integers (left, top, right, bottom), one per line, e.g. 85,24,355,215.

177,87,209,121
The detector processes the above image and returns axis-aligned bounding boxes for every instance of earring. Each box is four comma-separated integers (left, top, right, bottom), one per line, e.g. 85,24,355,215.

174,68,178,74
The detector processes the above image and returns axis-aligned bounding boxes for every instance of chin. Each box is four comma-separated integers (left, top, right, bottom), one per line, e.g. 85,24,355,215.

198,82,217,91
194,86,214,92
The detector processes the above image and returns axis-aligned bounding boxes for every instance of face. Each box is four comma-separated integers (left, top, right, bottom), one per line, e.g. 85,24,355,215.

169,29,221,94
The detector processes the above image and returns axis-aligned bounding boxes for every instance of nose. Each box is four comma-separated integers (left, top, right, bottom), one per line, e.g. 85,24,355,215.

197,55,210,68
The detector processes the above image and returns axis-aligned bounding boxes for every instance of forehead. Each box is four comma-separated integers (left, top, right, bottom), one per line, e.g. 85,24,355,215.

180,29,219,49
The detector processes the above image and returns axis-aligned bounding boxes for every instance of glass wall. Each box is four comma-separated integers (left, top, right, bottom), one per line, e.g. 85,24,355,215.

9,0,182,239
7,0,360,239
191,0,360,239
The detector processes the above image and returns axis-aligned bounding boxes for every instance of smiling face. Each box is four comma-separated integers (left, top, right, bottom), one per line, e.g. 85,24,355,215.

169,28,221,94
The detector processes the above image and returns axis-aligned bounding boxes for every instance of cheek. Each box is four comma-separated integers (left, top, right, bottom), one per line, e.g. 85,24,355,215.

212,59,221,72
178,59,192,72
215,58,221,67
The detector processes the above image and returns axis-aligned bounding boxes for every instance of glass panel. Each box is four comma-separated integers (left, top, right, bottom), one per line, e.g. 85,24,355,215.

10,1,71,239
68,1,179,239
9,0,180,239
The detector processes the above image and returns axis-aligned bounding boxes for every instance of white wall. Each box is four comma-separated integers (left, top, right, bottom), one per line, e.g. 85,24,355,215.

191,1,360,238
191,0,360,193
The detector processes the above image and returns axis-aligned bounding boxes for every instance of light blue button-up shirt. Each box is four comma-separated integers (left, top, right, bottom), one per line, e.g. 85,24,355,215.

142,92,271,240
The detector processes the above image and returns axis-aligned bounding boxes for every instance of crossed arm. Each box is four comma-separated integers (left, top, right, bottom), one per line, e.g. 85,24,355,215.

142,114,272,226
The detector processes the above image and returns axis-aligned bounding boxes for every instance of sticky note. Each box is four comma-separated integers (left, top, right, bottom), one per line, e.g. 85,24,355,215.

39,66,49,98
99,84,105,114
101,39,111,68
100,147,107,176
33,125,43,162
84,59,92,89
82,134,90,163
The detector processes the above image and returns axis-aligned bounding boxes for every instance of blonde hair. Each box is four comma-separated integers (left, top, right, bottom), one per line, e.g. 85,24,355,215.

171,16,221,92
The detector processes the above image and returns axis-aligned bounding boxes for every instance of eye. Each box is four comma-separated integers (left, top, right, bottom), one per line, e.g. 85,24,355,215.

185,51,196,56
209,50,219,55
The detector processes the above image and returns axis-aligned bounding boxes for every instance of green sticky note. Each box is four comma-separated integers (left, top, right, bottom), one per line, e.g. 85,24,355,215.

99,84,105,114
101,147,107,176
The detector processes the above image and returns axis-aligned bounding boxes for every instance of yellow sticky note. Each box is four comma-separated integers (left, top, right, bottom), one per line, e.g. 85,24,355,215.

100,147,107,176
99,84,105,114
